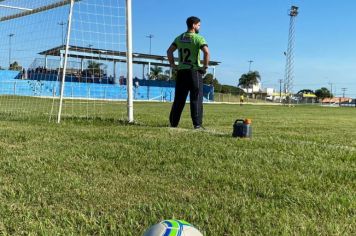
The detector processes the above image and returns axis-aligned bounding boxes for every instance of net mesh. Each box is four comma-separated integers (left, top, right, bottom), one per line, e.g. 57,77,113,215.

0,0,127,121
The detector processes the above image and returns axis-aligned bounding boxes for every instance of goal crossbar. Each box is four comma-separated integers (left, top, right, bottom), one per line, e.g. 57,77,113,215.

0,0,80,22
0,4,33,11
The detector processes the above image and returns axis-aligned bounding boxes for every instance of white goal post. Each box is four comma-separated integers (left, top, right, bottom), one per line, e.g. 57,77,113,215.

0,0,133,123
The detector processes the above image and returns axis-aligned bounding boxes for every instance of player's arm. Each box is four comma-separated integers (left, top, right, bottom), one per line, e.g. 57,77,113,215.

167,44,177,69
201,45,210,69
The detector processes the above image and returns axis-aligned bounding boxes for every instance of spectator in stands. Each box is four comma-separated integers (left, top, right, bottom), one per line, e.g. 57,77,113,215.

167,16,210,129
22,68,26,79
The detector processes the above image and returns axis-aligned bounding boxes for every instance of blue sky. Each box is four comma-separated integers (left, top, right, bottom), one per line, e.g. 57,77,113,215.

1,0,355,97
132,0,356,97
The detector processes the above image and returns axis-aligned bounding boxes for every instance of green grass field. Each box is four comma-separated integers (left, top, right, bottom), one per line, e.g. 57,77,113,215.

0,101,355,235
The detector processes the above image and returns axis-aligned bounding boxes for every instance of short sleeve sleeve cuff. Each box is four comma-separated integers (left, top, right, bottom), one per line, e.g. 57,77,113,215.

200,44,208,49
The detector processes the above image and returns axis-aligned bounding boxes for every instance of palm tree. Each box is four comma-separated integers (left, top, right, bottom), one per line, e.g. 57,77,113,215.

238,71,261,93
149,65,163,80
85,60,104,77
164,69,178,81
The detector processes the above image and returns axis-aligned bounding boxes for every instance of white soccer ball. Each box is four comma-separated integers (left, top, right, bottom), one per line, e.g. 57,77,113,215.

143,220,203,236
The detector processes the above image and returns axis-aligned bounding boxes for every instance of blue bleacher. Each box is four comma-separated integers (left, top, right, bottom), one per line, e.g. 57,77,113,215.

0,70,214,101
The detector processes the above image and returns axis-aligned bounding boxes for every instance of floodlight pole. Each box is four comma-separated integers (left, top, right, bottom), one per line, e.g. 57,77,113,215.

146,34,154,55
8,33,14,68
126,0,134,122
57,0,75,123
284,6,299,101
248,60,253,72
146,34,153,79
58,21,66,46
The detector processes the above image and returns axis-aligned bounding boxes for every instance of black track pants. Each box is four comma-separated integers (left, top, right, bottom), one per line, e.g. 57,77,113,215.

169,69,203,127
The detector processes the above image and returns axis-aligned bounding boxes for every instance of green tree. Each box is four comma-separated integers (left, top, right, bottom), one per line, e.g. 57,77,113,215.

297,89,315,95
238,71,261,91
9,61,23,71
220,85,245,94
162,69,178,81
149,66,163,80
212,79,220,89
162,69,171,81
85,60,104,76
201,74,222,91
203,73,214,85
296,89,315,98
315,87,332,100
154,69,171,81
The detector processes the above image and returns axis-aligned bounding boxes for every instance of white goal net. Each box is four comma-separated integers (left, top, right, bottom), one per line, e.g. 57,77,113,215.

0,0,133,122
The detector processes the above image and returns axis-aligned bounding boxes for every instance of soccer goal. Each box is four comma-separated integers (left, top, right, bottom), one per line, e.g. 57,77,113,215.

0,0,133,123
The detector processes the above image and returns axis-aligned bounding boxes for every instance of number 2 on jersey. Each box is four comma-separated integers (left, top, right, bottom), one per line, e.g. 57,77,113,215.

179,48,191,63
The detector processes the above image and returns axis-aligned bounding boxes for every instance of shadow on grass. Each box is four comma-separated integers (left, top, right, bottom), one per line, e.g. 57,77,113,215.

0,112,232,137
63,116,232,138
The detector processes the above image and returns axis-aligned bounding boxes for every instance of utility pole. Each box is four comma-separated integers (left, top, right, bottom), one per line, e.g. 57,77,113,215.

328,82,333,97
248,60,254,72
8,33,14,68
341,88,347,98
279,79,283,102
58,21,66,46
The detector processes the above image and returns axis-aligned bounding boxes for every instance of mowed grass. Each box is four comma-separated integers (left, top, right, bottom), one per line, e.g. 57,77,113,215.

0,101,355,235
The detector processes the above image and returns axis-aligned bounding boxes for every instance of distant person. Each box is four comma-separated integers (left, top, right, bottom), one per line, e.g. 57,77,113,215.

22,68,26,79
167,16,210,129
240,94,244,105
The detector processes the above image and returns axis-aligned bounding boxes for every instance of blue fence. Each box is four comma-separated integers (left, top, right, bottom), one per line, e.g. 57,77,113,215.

0,70,214,102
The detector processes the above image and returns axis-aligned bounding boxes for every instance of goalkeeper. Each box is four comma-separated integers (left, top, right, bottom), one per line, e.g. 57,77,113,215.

167,16,210,129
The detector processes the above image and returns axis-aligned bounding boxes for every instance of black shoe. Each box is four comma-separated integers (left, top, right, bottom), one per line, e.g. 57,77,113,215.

194,125,205,130
170,123,178,128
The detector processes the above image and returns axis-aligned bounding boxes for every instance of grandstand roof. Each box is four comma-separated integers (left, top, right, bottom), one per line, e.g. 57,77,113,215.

39,45,221,68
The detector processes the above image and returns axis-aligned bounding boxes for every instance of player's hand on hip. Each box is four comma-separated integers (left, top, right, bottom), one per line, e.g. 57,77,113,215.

198,66,208,75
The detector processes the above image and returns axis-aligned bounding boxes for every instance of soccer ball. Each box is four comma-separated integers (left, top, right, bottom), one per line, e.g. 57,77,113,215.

143,219,203,236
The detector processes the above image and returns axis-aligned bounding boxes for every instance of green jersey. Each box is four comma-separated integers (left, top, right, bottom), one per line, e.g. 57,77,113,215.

172,32,208,70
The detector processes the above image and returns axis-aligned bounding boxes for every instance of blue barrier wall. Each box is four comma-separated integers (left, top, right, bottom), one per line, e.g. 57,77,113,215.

0,70,214,101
